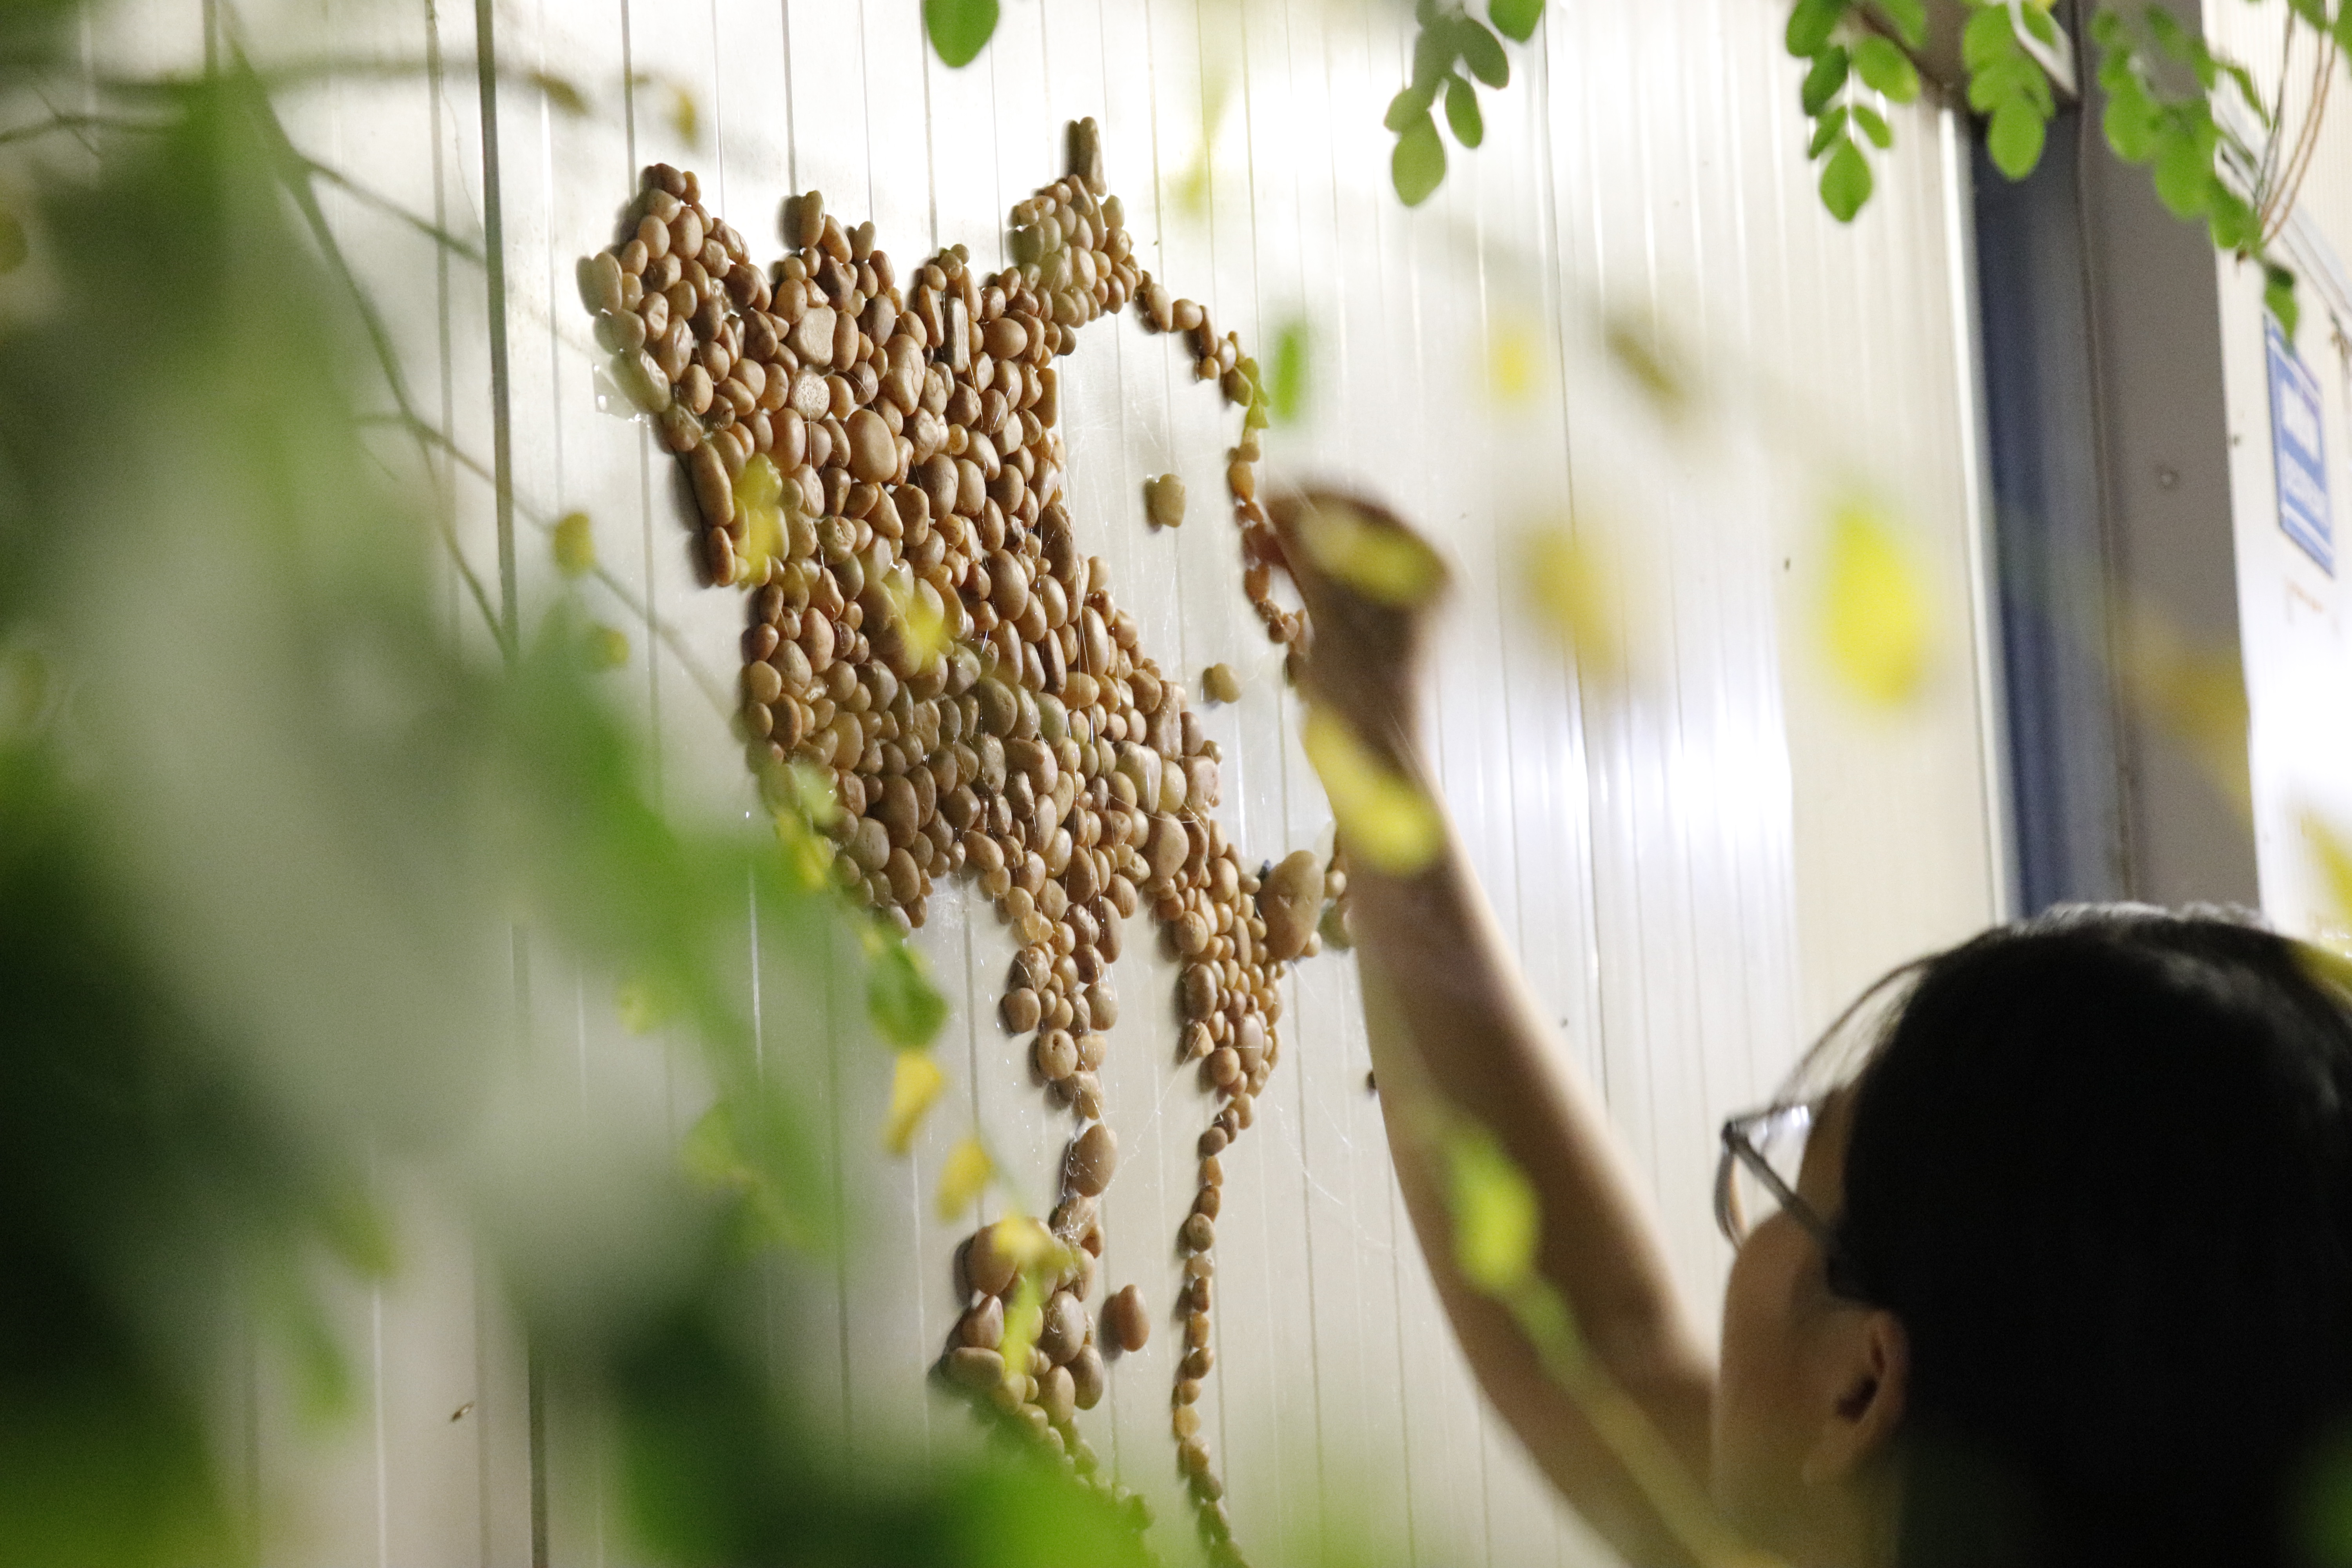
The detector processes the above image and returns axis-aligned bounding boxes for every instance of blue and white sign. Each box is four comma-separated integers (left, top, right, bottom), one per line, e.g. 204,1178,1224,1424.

2267,315,2334,575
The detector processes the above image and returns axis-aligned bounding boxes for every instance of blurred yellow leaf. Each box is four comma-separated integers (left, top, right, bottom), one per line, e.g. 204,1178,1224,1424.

585,624,629,670
668,83,700,145
0,207,27,275
615,976,673,1035
879,568,950,669
1301,707,1444,875
1820,503,1932,708
772,810,836,891
882,1051,946,1156
1602,308,1690,419
936,1136,994,1220
1487,314,1543,405
2312,816,2352,927
1524,524,1619,672
2116,606,2250,810
552,510,595,576
998,1269,1046,1377
735,457,784,580
1299,499,1446,606
527,71,590,116
1443,1124,1540,1294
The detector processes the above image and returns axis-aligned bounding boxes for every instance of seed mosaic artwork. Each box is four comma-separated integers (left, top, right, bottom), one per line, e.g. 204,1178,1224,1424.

575,119,1358,1564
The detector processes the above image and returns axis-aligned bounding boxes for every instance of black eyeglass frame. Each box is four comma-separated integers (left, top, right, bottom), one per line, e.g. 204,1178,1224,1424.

1714,1104,1867,1299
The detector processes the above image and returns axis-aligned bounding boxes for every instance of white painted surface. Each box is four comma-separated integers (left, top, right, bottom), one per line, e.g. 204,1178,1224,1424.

2205,4,2352,951
122,1,2000,1562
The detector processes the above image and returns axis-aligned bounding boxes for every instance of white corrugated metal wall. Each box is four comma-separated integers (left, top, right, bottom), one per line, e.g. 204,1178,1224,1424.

2204,2,2352,951
82,1,2003,1563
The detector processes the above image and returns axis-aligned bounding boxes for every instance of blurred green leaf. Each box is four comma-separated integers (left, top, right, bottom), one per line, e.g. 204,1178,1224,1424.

1459,18,1511,86
1269,317,1310,424
1988,94,2049,179
1962,2,2017,69
1853,102,1894,149
1444,74,1486,147
1873,0,1928,48
1385,82,1435,132
0,207,24,275
1392,111,1447,206
1413,21,1457,91
1802,45,1850,116
1808,103,1851,159
1854,34,1920,102
1489,0,1546,44
2267,264,2301,339
2152,127,2213,216
924,0,1000,67
868,937,948,1050
1787,0,1852,58
1820,136,1874,221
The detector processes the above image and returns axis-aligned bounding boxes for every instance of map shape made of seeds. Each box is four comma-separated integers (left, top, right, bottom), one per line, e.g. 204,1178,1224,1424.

574,120,1353,1566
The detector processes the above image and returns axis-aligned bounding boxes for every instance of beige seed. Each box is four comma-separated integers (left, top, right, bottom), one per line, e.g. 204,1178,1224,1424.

1001,987,1042,1033
1039,1363,1076,1426
1202,662,1241,704
1069,1344,1106,1410
1180,963,1219,1019
965,1221,1020,1298
1207,1046,1240,1088
1172,1405,1200,1440
1104,1283,1150,1352
1034,1028,1078,1081
744,661,782,706
689,442,734,529
944,1345,1005,1391
1066,1121,1118,1197
793,305,837,365
960,1296,1005,1348
1181,1212,1215,1252
847,408,895,483
1039,1289,1087,1364
1260,848,1323,962
1145,473,1186,529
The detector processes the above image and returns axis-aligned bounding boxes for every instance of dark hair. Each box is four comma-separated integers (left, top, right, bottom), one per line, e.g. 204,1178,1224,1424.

1837,905,2352,1568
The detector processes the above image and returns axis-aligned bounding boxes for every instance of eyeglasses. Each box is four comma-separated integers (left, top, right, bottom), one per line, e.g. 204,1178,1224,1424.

1715,1102,1864,1296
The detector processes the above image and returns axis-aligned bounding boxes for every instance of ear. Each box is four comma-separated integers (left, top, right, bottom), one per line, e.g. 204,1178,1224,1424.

1799,1308,1909,1487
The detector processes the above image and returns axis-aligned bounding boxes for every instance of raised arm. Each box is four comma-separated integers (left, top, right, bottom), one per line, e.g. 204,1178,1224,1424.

1270,491,1717,1567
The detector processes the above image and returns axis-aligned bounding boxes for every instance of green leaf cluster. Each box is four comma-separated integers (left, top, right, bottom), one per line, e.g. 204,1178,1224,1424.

1386,1,1545,206
1964,0,2059,180
0,28,977,1559
2091,5,2298,331
1786,0,1923,223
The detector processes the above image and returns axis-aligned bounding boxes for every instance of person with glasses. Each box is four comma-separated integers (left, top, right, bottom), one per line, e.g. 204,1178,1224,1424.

1271,490,2352,1568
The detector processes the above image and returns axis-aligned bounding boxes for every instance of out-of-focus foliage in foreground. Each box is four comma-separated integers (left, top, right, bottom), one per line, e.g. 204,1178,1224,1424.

0,10,1143,1565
